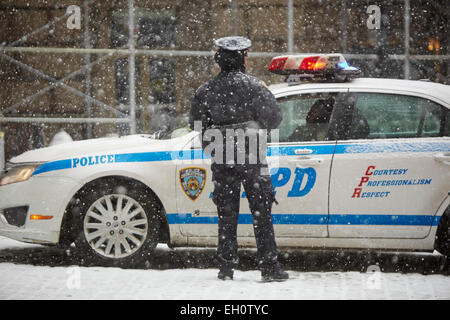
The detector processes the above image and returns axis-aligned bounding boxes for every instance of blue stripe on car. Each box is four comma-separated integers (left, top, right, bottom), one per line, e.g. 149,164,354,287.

31,140,450,176
335,141,450,154
32,159,72,175
167,213,441,226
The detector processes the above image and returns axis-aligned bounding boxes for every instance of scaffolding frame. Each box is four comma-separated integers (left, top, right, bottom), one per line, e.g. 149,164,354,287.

0,0,448,133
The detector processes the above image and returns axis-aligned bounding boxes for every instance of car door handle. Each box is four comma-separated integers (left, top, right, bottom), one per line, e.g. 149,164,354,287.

289,157,324,166
434,154,450,166
294,148,313,155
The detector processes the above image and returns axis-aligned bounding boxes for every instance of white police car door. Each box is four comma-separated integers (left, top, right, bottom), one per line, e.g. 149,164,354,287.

174,89,346,239
174,133,217,237
329,91,450,238
267,89,348,237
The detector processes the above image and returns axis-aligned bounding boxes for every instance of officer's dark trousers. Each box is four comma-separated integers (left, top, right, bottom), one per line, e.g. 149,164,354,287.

211,163,279,271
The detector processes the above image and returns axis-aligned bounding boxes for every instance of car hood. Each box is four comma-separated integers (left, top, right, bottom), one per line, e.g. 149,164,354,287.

9,133,196,165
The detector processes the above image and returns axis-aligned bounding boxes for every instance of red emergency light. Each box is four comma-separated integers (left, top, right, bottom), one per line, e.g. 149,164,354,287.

299,56,326,71
268,56,288,72
268,53,360,83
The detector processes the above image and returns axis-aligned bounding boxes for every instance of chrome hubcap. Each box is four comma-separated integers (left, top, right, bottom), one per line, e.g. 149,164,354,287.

83,194,148,259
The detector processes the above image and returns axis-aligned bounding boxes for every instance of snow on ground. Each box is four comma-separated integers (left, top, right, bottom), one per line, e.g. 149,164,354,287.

0,236,449,300
1,262,449,300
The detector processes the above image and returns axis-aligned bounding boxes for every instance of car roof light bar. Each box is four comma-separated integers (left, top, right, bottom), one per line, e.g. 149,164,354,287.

268,53,361,84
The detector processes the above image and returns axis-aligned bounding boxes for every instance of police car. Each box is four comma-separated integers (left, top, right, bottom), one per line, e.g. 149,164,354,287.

0,54,449,267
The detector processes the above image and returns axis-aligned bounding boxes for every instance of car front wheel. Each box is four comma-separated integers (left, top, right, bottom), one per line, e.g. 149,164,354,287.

72,179,161,267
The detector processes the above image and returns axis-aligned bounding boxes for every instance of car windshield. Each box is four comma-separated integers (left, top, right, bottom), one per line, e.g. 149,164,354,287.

151,126,193,140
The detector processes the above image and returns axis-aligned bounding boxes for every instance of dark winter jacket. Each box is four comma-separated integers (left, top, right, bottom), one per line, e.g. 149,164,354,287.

189,70,281,134
189,69,282,165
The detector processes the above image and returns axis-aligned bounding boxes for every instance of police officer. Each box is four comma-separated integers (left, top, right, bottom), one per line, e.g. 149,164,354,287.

189,36,288,281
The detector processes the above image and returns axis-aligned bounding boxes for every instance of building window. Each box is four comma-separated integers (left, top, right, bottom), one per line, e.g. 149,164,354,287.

111,9,177,135
149,58,175,104
111,9,176,49
138,13,177,48
149,58,176,134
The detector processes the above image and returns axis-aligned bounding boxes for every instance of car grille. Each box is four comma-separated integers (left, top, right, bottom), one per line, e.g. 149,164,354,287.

1,206,29,227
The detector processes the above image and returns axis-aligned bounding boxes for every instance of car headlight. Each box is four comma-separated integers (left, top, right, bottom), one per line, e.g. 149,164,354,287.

0,164,42,186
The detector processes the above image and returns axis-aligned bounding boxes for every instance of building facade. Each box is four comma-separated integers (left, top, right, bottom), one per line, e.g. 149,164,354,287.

0,0,448,162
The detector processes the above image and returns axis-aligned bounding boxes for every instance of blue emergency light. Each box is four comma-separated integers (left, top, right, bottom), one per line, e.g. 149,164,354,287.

268,53,360,83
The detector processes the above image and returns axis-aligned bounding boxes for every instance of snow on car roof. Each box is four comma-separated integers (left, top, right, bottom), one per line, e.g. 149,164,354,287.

269,78,450,108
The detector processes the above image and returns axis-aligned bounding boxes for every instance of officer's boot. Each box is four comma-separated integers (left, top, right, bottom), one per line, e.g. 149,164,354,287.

218,268,234,280
217,257,236,280
261,262,289,282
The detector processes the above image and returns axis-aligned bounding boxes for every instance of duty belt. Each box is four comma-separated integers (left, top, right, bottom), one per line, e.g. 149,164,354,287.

209,121,259,131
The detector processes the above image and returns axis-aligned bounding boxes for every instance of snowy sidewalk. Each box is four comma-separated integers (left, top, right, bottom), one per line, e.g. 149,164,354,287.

0,263,449,300
0,236,449,300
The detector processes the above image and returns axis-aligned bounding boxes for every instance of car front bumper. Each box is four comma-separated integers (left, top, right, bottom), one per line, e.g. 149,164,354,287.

0,176,78,245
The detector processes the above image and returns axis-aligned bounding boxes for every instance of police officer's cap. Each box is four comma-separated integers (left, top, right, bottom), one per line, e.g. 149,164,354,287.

214,36,251,51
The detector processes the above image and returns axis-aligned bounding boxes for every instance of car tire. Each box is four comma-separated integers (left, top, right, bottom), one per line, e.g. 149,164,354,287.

70,178,161,268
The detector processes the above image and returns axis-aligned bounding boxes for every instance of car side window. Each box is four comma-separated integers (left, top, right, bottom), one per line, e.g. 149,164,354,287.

273,93,338,143
445,111,450,137
350,93,448,139
422,102,443,137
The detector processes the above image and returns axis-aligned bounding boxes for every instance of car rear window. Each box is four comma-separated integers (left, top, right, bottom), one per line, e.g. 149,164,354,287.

351,93,448,139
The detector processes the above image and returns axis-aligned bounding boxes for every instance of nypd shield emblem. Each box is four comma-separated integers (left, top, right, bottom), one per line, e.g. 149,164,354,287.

179,167,206,201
